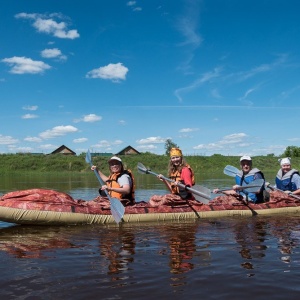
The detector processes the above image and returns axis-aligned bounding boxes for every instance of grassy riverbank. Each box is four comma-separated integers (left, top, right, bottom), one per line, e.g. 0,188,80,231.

0,153,299,176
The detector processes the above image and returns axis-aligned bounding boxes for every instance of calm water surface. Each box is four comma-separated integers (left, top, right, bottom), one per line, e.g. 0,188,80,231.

0,173,299,299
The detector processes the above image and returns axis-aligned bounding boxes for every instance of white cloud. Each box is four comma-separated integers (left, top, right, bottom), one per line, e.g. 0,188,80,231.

83,114,102,122
15,13,80,39
74,114,102,123
22,114,38,119
2,56,51,74
119,120,127,125
0,135,19,145
22,105,38,111
136,136,167,144
39,125,78,139
219,133,248,144
193,133,249,153
93,140,110,148
174,67,221,102
73,138,88,143
136,145,158,151
179,128,199,133
86,63,129,82
236,54,288,82
24,136,42,143
41,48,67,60
92,140,123,149
194,143,223,150
127,1,142,11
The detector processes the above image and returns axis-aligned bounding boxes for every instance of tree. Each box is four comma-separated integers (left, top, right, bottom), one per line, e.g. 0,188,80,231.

283,146,300,157
164,139,179,156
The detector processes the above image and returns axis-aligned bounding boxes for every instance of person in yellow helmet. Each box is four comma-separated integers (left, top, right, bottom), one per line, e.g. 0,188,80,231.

158,147,195,199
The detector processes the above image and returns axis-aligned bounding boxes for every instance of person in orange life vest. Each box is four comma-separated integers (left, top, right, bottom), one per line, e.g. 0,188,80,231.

157,147,195,199
91,156,135,204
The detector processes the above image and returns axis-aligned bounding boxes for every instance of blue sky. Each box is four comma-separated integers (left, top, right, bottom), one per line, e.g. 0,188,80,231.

1,0,300,156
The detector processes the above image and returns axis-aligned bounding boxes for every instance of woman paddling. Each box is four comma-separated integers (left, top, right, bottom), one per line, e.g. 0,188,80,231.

157,147,196,200
91,156,135,205
268,157,300,196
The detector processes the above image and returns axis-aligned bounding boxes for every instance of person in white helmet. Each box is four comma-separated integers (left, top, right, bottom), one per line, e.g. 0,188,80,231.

214,155,266,203
91,156,135,205
273,157,300,195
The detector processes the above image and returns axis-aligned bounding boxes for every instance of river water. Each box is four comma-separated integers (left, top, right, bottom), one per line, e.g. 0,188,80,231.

0,173,300,299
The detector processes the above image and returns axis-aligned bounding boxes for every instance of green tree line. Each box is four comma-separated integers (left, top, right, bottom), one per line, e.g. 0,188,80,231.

1,151,300,176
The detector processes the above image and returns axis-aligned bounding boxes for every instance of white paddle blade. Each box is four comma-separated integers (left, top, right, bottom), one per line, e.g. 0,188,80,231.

110,198,125,223
193,185,211,197
137,162,148,174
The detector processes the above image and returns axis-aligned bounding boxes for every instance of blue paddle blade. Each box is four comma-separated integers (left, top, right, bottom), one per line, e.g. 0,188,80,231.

223,165,239,177
85,150,92,165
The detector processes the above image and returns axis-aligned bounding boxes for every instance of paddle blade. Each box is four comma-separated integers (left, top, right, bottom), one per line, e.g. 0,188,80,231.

193,184,211,197
137,162,148,174
110,198,125,223
192,193,211,204
184,184,212,202
223,165,239,177
85,150,92,165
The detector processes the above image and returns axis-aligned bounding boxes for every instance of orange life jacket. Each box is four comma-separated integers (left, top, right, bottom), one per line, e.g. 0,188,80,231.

106,170,135,202
169,164,195,194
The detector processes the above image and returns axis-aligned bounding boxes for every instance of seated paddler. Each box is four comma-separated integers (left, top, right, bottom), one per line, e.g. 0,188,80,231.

213,155,266,203
91,156,135,205
157,147,196,200
267,157,300,196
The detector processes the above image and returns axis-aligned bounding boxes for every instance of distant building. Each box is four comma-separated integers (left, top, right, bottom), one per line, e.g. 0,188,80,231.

115,145,140,155
51,145,76,155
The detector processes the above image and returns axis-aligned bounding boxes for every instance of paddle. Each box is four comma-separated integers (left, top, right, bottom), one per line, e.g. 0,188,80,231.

223,165,240,177
215,179,265,194
265,183,300,201
85,150,125,223
224,165,300,196
137,162,211,204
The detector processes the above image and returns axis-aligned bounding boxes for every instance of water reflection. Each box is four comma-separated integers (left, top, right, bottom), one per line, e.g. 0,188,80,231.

0,225,78,258
0,217,300,298
234,219,268,271
269,218,300,264
99,226,136,279
159,223,198,275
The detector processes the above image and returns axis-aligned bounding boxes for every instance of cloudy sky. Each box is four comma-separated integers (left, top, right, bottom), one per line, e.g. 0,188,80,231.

1,0,300,156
